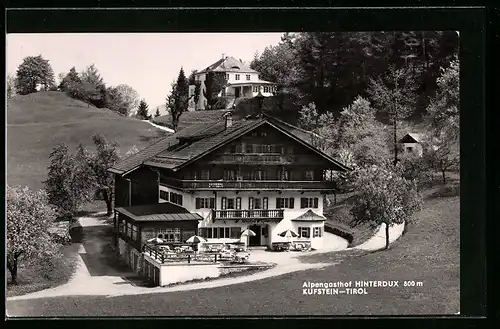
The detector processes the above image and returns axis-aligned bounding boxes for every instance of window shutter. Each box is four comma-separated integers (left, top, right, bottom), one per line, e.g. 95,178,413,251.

221,197,227,210
313,198,319,208
209,197,215,209
179,195,183,206
276,197,281,208
300,198,306,209
249,197,254,209
236,197,241,210
289,197,295,209
195,198,201,209
263,197,268,210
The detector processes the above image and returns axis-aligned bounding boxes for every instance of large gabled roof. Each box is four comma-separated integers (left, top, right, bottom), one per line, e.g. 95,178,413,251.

197,56,258,74
399,132,425,144
108,115,350,176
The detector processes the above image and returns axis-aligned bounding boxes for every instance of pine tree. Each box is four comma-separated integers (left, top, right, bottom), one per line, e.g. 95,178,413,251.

167,67,189,131
155,107,161,117
136,99,150,120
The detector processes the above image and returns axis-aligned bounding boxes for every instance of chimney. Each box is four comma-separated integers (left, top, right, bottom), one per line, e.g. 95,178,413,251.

224,112,233,129
222,53,225,59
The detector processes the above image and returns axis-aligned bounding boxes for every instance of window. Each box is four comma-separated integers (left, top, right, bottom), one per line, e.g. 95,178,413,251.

246,74,251,81
169,192,183,206
196,197,215,209
300,197,319,209
245,143,254,153
253,86,259,92
260,132,267,137
226,74,230,80
221,197,227,210
278,169,291,181
313,227,323,238
235,74,240,80
157,228,180,242
127,222,132,238
299,227,311,239
199,227,241,239
236,197,241,210
264,86,269,93
227,198,235,210
249,197,254,209
251,131,259,137
263,197,268,210
224,170,236,180
131,225,138,240
304,170,315,181
201,169,210,180
407,147,414,153
252,170,266,180
276,197,295,209
160,190,169,201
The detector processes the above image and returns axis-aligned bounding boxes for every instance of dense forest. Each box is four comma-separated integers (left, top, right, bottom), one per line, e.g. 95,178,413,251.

248,31,459,124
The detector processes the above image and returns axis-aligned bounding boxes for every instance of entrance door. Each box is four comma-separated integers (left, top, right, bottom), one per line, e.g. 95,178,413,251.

248,225,261,246
235,87,241,98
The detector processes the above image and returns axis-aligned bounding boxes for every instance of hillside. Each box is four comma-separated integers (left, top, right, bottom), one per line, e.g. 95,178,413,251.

152,109,230,131
7,92,171,190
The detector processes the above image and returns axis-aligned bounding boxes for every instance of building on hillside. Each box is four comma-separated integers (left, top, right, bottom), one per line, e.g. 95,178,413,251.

189,54,278,110
398,132,424,157
108,112,351,270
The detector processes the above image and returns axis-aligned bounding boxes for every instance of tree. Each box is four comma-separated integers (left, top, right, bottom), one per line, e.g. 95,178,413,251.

44,144,95,219
426,59,459,141
114,84,140,116
136,99,151,120
297,102,320,131
368,65,417,166
351,164,423,249
15,55,56,95
423,132,459,184
155,107,161,117
193,82,201,111
7,74,17,99
85,134,121,216
167,68,189,131
7,186,58,284
80,64,107,107
203,71,227,110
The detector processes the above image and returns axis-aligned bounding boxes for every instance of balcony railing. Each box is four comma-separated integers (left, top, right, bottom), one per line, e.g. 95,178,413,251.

212,209,284,221
160,177,336,191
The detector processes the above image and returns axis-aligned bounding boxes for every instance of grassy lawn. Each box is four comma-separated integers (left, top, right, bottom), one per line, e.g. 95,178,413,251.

152,109,229,130
6,243,80,298
323,193,378,247
7,91,170,190
7,189,459,316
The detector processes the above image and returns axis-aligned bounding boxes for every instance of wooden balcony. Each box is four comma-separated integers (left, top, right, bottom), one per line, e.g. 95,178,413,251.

212,209,284,222
160,177,336,191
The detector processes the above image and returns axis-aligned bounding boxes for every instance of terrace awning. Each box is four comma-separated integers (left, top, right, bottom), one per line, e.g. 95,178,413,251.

115,203,203,222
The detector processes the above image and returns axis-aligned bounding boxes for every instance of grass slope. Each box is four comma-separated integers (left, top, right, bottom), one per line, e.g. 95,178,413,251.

152,109,229,131
7,92,170,190
7,190,459,316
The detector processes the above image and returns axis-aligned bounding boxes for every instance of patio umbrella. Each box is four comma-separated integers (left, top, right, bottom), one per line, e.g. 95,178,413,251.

240,229,256,249
147,237,164,244
278,229,298,247
186,235,207,244
278,229,298,239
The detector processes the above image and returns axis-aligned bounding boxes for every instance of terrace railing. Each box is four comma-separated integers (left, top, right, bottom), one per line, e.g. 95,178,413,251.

143,244,220,264
212,209,284,221
160,178,336,191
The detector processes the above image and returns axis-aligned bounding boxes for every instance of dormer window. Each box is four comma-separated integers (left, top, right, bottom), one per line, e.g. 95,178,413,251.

231,66,240,70
235,74,240,81
246,74,251,81
226,74,230,80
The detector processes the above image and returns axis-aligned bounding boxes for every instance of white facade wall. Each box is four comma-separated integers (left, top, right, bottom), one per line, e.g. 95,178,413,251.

194,71,275,110
143,253,220,286
159,184,326,249
401,142,423,157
